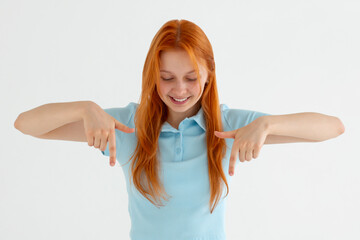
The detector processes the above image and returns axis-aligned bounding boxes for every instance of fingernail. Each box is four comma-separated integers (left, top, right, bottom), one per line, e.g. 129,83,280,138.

229,171,233,176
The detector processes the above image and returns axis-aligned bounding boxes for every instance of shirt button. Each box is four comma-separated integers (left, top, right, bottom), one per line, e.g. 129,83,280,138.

176,148,181,154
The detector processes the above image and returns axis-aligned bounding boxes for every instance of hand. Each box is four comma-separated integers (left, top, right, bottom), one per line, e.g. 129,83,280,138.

214,119,268,176
83,103,135,167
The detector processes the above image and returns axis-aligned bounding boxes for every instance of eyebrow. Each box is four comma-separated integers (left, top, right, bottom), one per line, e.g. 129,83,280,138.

160,70,195,74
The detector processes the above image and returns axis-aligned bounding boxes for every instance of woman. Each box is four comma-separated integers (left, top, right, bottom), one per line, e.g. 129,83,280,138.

14,19,345,240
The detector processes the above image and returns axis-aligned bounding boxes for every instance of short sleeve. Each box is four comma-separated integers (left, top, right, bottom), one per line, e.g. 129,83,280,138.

100,102,137,157
220,103,272,131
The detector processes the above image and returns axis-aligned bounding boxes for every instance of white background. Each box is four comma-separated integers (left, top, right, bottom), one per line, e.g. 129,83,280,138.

2,0,359,239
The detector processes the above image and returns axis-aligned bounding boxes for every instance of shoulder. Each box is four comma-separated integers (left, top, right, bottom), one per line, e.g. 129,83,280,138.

102,102,138,127
220,103,272,130
100,102,138,158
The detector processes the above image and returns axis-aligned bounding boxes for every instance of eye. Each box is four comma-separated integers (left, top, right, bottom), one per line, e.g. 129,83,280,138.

160,77,197,81
161,77,173,81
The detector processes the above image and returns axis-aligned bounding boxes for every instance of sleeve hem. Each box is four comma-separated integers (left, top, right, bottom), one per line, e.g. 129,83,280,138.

221,104,232,131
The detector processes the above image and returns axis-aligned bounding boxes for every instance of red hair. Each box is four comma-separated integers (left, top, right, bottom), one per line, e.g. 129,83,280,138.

125,19,228,214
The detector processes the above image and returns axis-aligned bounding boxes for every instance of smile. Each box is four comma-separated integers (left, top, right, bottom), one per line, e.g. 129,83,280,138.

169,96,190,105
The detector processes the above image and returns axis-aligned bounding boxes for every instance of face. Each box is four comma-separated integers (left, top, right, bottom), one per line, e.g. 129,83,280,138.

157,48,209,124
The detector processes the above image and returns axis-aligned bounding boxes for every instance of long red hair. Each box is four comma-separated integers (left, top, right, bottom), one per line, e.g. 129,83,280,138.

125,19,228,214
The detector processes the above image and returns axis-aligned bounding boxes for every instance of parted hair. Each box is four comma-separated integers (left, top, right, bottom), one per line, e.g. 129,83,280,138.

124,19,228,214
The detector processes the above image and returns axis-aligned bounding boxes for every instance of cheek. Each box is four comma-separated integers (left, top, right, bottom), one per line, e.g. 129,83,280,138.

191,85,202,96
158,84,169,97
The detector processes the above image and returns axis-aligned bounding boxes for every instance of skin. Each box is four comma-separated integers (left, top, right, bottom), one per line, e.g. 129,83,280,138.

157,48,345,177
215,113,344,176
156,48,264,176
157,48,209,130
214,119,268,176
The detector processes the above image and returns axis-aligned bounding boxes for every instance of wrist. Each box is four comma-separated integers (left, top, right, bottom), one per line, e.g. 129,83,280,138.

79,101,96,119
258,115,272,135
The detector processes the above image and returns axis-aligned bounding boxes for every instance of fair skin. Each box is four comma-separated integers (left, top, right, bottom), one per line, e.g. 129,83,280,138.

215,112,344,175
156,49,345,177
157,48,208,130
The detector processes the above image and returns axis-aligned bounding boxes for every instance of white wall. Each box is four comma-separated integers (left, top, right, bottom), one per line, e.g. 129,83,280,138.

2,0,358,239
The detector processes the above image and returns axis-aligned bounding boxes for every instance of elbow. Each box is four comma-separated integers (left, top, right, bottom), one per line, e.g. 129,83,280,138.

14,116,20,130
337,117,345,135
320,117,345,142
14,114,23,132
332,117,345,140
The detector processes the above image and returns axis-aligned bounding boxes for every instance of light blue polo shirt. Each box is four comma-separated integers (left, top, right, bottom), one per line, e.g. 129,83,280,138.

101,102,271,240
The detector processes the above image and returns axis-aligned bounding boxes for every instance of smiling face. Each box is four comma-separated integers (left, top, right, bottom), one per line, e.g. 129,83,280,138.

157,48,209,128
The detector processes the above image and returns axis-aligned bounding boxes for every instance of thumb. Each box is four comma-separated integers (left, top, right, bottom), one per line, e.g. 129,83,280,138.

214,130,236,139
114,119,135,133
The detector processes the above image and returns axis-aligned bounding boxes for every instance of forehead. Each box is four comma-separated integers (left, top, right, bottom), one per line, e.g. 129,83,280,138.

159,49,205,73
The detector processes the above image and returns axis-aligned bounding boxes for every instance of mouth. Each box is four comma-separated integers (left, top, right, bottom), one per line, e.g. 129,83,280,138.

169,96,191,105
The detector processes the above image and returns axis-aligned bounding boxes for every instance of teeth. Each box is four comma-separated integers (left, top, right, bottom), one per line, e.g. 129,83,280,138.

172,97,188,102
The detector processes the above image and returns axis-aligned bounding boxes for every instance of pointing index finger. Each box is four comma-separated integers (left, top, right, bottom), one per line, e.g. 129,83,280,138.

115,120,135,133
215,130,236,139
229,140,240,176
108,130,116,166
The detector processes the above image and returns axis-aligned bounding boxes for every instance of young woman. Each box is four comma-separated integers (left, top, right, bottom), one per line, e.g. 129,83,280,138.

14,19,345,240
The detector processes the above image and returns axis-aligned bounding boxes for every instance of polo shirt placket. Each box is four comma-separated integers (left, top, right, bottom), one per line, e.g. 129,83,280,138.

174,131,182,162
100,102,272,240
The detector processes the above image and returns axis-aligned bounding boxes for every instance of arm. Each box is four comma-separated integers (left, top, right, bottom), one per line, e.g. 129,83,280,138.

259,112,345,143
14,101,92,137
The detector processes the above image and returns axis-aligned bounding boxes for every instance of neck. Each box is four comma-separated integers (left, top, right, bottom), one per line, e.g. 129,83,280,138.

166,101,201,130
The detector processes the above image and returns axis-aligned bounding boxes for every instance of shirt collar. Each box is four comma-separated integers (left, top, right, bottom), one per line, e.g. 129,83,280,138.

160,107,206,132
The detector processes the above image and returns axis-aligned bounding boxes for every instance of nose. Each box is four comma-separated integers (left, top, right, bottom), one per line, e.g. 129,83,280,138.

172,80,188,93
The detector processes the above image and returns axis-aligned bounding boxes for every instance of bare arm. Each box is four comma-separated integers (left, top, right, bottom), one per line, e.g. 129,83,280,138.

14,101,135,167
261,113,345,142
14,101,92,136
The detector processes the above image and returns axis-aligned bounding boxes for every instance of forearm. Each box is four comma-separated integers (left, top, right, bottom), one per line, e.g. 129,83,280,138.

261,113,345,142
14,100,92,136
